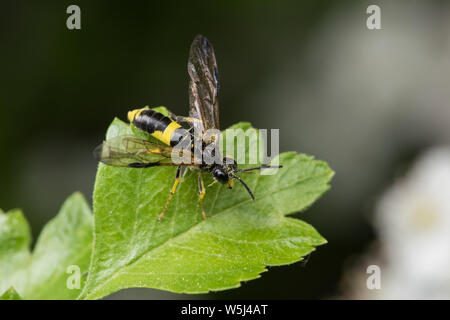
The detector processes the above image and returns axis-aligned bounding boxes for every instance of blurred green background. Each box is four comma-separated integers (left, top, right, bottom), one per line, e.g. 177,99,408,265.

2,0,450,299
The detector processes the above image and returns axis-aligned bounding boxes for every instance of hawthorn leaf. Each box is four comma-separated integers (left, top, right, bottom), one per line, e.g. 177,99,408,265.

0,193,93,299
0,209,30,296
80,113,333,299
0,287,22,300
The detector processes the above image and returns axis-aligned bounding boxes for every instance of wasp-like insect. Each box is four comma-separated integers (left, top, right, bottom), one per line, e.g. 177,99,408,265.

94,35,281,219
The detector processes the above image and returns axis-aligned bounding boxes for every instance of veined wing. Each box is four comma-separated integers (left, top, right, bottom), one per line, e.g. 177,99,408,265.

93,135,186,167
188,34,220,134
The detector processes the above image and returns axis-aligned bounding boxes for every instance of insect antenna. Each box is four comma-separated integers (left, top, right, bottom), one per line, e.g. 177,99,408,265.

231,174,255,201
236,165,282,173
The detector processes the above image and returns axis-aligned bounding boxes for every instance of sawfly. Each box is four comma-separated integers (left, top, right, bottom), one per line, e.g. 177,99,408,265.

94,35,281,219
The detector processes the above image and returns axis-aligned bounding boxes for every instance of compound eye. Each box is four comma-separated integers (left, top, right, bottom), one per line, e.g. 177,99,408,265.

214,169,228,183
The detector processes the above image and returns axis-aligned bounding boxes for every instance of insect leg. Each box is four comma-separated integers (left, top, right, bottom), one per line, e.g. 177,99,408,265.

197,172,207,219
158,166,182,220
168,110,202,124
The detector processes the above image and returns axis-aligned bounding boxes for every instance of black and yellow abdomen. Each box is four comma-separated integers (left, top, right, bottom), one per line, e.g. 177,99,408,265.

128,108,187,146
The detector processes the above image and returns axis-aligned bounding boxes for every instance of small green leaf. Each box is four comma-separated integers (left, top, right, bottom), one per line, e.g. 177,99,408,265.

0,193,93,299
0,287,23,300
80,117,333,299
0,209,30,297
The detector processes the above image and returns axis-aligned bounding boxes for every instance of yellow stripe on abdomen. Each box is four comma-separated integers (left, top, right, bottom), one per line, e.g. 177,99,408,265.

152,121,181,146
127,108,145,122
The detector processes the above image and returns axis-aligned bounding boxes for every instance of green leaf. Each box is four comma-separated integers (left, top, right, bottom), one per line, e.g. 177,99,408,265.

0,193,93,299
80,117,333,299
0,209,30,297
0,287,23,300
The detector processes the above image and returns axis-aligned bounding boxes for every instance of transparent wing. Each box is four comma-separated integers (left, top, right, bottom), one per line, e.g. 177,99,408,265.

188,34,220,134
93,135,177,167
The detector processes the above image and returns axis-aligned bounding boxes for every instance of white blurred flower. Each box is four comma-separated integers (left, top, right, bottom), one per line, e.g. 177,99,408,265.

374,147,450,299
342,147,450,299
